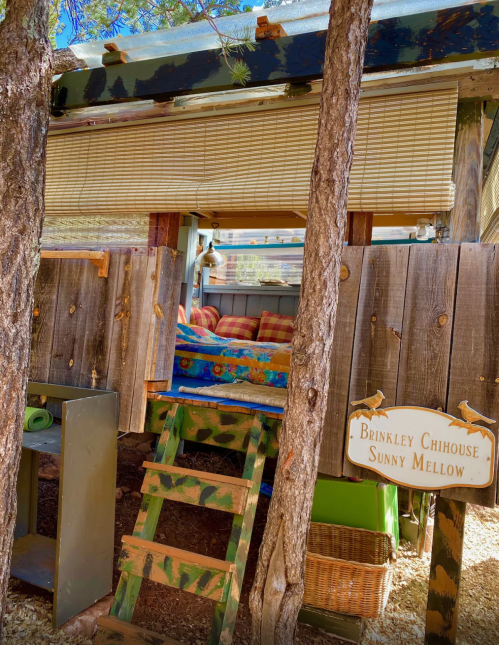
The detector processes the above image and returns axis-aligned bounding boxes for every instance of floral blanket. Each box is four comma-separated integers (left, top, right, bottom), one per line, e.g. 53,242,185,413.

174,324,291,388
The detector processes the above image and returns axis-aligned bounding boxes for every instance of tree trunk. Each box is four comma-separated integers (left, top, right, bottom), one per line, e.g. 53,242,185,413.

0,0,52,636
249,1,374,643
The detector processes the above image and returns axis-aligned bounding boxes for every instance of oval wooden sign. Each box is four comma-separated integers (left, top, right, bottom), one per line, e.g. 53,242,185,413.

346,406,495,490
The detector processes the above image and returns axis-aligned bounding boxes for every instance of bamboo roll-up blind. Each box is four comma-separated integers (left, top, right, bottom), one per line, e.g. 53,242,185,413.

481,151,499,242
46,85,457,216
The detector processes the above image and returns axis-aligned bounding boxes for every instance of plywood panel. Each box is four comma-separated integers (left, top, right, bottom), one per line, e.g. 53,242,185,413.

278,297,296,316
219,294,234,317
232,295,247,316
444,244,499,508
246,296,261,318
343,245,410,480
320,247,364,476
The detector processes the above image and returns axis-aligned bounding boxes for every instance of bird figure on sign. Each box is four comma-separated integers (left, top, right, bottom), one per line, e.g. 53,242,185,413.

350,390,387,420
449,401,496,438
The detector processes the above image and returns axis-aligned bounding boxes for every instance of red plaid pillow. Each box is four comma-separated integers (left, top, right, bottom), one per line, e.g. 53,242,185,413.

190,306,220,332
256,310,294,343
178,305,187,324
215,315,260,341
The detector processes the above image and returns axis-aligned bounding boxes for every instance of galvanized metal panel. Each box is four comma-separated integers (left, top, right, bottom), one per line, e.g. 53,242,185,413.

54,392,118,627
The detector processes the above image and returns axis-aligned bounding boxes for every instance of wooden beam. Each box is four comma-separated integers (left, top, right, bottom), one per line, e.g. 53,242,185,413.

52,1,499,110
425,497,466,645
450,103,484,243
148,213,181,248
39,250,111,277
347,212,373,246
48,67,499,134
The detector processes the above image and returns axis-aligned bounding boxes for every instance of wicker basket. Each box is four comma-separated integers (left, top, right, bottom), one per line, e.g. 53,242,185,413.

303,523,397,618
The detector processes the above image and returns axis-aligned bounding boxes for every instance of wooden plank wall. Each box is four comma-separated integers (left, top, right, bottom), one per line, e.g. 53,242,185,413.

204,292,300,317
30,247,183,434
319,243,499,509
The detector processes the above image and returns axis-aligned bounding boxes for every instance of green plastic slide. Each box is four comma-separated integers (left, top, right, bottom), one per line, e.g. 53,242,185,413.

24,407,53,432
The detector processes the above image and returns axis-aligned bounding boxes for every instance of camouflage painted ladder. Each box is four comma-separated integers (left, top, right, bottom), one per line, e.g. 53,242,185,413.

96,402,268,645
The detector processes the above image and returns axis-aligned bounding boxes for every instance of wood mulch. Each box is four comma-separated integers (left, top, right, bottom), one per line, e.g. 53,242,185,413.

5,439,499,644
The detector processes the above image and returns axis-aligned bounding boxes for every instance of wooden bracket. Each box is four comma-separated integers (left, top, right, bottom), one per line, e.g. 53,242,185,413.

40,250,111,278
255,15,287,41
102,43,131,66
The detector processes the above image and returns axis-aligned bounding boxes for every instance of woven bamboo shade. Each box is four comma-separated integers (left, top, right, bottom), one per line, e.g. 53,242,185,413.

481,151,499,242
46,85,457,216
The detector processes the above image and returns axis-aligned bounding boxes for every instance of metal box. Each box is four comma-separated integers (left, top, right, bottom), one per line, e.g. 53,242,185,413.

12,383,118,627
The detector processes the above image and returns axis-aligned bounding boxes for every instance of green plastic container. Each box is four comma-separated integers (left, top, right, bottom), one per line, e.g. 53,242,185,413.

311,475,399,548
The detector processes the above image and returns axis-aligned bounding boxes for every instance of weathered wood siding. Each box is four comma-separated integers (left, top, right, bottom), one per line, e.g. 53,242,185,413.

319,243,499,509
30,247,183,433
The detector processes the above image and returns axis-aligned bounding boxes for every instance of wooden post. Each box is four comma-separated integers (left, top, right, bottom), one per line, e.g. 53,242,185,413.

347,212,373,246
425,497,466,645
450,103,484,243
148,213,181,248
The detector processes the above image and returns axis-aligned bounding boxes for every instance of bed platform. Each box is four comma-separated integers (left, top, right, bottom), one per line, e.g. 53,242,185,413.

149,376,285,419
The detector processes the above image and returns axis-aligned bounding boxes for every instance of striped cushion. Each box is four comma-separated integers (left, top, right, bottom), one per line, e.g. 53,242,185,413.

215,315,260,341
256,310,294,343
178,305,188,324
190,306,220,332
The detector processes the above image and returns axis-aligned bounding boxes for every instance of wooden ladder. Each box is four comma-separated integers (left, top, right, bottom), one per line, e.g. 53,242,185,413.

96,403,268,645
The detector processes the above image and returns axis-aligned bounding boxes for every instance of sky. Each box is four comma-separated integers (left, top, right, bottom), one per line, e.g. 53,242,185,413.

56,1,264,48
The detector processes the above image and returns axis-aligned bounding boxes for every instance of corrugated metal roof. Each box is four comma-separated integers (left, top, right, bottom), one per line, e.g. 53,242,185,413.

71,0,475,69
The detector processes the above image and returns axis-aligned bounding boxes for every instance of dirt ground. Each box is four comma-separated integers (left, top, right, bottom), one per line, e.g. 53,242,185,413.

5,438,499,644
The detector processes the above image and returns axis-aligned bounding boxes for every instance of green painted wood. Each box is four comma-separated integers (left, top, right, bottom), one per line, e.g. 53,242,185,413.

141,464,250,514
53,2,499,110
110,404,183,623
96,616,183,644
209,414,268,645
146,401,280,455
118,538,232,602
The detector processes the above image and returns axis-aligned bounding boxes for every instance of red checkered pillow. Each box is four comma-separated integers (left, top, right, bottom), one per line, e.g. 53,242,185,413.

256,310,294,343
178,305,187,324
215,315,260,341
190,306,220,332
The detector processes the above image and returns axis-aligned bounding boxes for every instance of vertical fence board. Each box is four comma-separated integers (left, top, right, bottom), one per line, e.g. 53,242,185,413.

343,246,409,480
444,244,499,508
48,259,89,386
320,247,364,476
106,251,150,433
145,248,184,382
396,244,459,409
79,253,121,390
30,259,61,382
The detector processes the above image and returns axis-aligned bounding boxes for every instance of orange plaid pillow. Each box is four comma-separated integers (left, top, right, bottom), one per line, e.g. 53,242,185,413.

190,306,220,332
178,305,187,324
215,315,260,341
256,310,294,343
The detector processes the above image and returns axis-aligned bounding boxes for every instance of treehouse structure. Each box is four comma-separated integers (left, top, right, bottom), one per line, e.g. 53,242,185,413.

20,0,499,642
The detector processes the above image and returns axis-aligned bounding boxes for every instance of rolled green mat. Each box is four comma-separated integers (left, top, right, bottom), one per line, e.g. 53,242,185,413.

24,407,53,432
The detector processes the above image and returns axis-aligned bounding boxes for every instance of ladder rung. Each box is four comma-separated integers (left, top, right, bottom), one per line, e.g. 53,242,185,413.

119,536,235,602
141,462,252,515
96,616,184,644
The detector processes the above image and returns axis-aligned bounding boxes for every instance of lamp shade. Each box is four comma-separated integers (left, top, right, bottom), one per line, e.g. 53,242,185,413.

198,242,225,268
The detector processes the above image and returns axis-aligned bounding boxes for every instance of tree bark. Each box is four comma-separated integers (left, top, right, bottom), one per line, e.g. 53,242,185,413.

0,0,52,636
249,0,374,643
53,47,86,75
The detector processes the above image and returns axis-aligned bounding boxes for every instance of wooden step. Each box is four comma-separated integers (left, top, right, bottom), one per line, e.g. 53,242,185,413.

118,535,235,602
141,462,252,514
96,616,184,644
